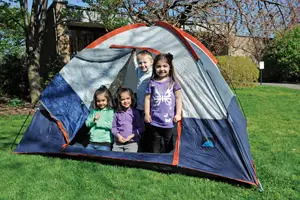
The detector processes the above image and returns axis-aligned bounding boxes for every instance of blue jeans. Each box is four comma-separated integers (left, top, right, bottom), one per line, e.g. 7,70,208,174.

87,144,111,151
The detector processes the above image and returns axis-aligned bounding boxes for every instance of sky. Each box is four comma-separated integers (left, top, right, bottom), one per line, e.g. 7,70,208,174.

6,0,88,10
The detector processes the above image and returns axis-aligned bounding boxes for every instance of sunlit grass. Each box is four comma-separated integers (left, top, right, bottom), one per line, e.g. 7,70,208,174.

0,86,299,199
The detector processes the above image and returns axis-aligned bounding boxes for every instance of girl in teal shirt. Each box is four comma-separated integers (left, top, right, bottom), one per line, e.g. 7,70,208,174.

85,86,114,151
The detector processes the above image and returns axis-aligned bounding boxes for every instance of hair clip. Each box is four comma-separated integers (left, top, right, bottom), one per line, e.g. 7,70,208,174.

167,53,173,60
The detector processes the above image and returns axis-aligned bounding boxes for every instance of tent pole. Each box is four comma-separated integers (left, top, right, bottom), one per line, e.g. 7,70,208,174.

10,100,39,151
227,115,258,185
218,68,247,120
196,60,227,117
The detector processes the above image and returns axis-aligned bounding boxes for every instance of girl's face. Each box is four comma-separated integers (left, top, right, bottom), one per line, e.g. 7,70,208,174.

155,59,170,79
96,93,108,109
120,91,132,109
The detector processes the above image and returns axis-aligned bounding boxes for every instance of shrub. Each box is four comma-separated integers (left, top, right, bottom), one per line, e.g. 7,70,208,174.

216,56,259,87
8,98,24,107
0,53,29,99
263,25,300,83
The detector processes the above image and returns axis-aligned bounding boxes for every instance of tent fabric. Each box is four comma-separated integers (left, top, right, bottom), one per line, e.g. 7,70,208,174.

15,21,259,186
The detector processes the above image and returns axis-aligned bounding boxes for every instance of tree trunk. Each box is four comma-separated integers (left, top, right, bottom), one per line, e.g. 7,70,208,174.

27,49,41,103
20,0,48,103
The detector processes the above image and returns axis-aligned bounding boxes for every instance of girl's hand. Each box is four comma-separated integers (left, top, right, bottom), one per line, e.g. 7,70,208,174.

125,134,135,142
94,113,100,121
173,114,181,122
144,114,152,123
117,134,126,143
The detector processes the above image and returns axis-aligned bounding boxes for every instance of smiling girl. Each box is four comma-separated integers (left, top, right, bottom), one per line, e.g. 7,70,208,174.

85,86,114,151
144,53,182,153
112,87,144,152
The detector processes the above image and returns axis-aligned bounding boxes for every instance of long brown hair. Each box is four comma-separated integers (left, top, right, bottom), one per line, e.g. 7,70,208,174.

93,85,113,109
151,53,176,85
114,87,136,112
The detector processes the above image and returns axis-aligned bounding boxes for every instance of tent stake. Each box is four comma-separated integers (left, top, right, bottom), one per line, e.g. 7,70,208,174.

257,179,264,192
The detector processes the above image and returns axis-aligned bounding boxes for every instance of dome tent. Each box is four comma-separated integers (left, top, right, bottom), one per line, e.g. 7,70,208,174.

14,21,261,189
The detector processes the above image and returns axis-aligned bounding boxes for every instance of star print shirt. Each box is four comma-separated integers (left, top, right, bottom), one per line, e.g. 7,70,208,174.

146,78,181,128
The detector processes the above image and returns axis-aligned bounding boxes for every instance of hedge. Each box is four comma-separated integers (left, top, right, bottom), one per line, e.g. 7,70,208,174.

216,56,259,87
0,53,29,99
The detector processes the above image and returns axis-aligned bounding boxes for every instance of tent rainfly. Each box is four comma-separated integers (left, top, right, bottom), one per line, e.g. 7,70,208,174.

14,21,262,189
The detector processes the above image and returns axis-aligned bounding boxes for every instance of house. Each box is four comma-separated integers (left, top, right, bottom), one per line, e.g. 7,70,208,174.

40,0,107,79
229,35,268,63
184,21,269,64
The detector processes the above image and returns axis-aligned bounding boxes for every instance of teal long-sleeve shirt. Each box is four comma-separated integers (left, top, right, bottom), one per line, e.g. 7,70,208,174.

85,107,114,143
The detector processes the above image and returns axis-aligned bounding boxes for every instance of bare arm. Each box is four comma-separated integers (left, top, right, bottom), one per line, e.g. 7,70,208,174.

173,89,182,122
144,94,152,123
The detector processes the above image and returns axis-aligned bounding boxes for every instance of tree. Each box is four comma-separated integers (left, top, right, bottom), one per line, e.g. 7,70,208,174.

84,0,131,31
263,25,300,83
2,0,298,101
1,0,74,101
120,0,299,62
0,2,28,98
2,0,126,102
16,0,49,103
0,2,25,60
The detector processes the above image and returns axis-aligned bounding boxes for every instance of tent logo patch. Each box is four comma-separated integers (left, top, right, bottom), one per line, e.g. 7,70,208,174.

201,137,215,148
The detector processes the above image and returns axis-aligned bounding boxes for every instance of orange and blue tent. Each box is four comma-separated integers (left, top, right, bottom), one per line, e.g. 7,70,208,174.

14,21,262,189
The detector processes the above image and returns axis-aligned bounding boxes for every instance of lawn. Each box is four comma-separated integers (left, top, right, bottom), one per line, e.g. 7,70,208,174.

0,86,299,200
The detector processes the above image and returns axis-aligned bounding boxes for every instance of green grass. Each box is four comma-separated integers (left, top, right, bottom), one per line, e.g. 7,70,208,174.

0,86,299,199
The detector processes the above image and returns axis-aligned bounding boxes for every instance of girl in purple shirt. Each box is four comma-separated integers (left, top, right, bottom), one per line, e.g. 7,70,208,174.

144,53,182,153
112,87,144,152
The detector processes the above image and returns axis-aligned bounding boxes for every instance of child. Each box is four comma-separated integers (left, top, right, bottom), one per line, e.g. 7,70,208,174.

135,50,153,113
135,50,153,152
112,87,144,152
85,86,114,151
144,53,182,153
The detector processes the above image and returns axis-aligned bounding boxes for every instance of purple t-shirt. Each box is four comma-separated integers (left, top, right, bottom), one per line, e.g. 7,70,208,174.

111,108,144,142
146,78,181,128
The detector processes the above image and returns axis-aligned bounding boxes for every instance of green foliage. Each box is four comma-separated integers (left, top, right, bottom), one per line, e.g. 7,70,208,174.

7,98,24,107
84,0,130,31
1,87,300,199
41,57,66,89
0,53,29,99
216,56,259,87
0,4,25,60
0,3,27,100
263,25,300,83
